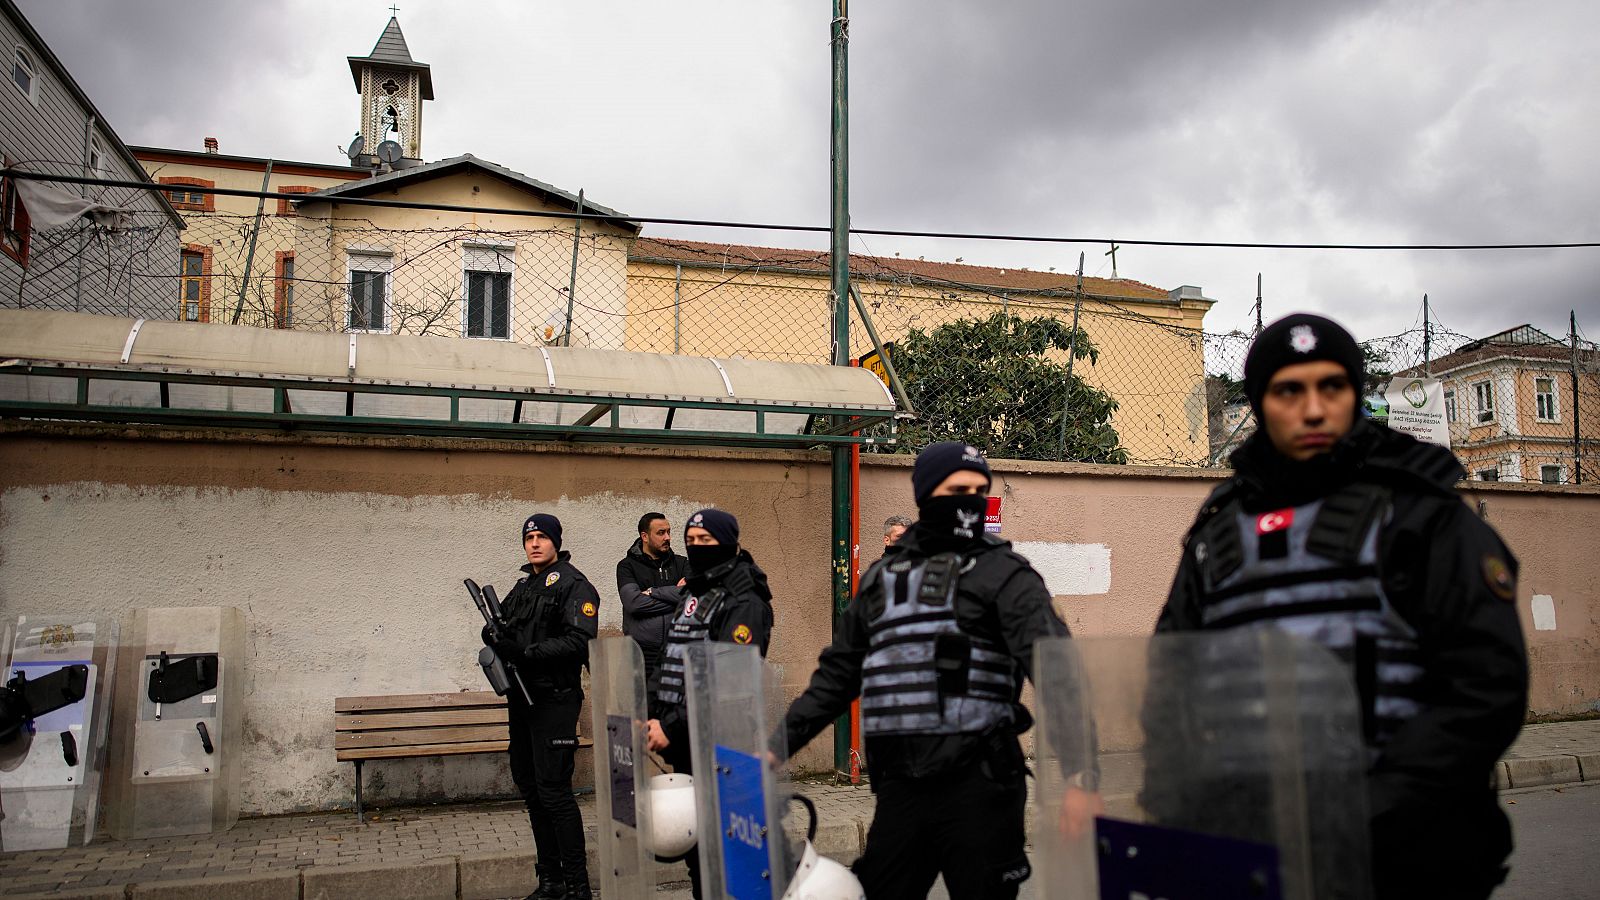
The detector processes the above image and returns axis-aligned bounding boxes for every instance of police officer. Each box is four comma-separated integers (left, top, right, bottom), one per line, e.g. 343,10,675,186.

484,514,601,900
780,442,1090,899
643,508,774,900
616,512,691,686
1157,313,1528,900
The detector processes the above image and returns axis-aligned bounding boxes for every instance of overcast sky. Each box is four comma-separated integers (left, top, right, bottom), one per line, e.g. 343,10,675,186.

18,0,1599,347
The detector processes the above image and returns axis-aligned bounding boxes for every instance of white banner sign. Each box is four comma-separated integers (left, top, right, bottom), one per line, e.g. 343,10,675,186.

1384,377,1450,448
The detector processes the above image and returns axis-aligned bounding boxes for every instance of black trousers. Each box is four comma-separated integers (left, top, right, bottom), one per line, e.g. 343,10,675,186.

508,688,587,887
659,718,705,900
1371,792,1512,900
853,769,1030,900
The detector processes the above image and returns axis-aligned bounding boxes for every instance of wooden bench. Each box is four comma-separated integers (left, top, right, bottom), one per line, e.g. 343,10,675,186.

333,691,592,823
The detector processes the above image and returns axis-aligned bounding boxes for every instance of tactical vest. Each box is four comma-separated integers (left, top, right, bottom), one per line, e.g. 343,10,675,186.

655,589,727,709
1190,482,1424,750
859,553,1017,737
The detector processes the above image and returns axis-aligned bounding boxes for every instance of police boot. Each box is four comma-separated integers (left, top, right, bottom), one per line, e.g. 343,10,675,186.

525,867,566,900
564,872,593,900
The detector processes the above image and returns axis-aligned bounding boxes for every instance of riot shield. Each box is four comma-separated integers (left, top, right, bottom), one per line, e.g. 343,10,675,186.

0,616,119,851
590,637,654,897
685,642,791,900
1033,631,1371,900
104,607,246,839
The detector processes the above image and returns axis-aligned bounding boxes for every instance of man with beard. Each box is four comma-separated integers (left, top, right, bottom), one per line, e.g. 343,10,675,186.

1157,313,1527,900
616,512,691,684
644,508,774,899
778,442,1094,899
484,513,601,900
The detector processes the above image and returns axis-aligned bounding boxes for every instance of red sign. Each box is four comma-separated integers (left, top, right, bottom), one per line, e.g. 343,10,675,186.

1255,509,1294,535
985,497,1002,534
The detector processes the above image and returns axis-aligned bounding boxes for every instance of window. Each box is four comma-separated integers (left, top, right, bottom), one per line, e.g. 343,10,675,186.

274,252,295,329
12,47,37,103
1,166,31,267
1475,467,1499,482
464,271,511,339
179,247,210,322
276,185,318,216
159,177,214,212
1540,465,1564,485
1535,377,1559,422
87,135,104,176
1472,381,1495,424
348,253,390,332
1443,388,1456,423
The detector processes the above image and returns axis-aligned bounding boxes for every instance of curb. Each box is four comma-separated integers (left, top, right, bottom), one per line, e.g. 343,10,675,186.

1497,753,1594,790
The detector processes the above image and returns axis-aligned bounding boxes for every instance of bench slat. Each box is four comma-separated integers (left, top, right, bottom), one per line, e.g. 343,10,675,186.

335,692,505,713
336,724,509,750
335,708,509,731
336,737,595,762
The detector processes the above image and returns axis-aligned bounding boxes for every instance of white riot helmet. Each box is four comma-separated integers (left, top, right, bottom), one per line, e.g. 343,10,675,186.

644,773,697,862
781,794,865,900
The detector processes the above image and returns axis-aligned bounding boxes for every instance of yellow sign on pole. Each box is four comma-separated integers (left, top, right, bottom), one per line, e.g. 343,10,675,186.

857,344,892,389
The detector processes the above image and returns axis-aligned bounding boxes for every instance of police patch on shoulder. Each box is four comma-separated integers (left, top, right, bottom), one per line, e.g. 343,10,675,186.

1481,555,1515,601
545,572,560,587
732,624,753,644
684,597,698,617
581,601,597,618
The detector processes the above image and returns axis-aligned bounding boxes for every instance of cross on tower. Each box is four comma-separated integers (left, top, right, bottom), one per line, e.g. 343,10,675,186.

389,4,400,16
1105,243,1121,279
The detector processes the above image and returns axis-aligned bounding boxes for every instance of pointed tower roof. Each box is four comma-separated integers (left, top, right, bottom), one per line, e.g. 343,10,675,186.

348,17,434,99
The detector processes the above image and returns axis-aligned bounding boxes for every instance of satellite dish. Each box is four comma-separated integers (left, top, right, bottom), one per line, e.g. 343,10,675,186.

346,134,365,161
376,140,403,164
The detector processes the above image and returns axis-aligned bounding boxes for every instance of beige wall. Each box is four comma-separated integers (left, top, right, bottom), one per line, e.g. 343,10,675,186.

3,425,1596,816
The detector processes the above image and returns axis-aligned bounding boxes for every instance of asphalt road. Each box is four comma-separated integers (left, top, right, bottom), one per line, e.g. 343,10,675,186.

659,782,1600,899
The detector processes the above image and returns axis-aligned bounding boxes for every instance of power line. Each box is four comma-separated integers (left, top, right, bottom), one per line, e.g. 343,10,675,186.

9,169,1600,252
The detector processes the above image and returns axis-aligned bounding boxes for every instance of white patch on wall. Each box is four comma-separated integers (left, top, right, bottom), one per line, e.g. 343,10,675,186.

1531,594,1557,631
1012,542,1112,596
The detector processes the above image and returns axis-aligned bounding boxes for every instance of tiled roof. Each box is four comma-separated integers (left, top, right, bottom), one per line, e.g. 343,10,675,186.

629,237,1180,303
1401,325,1596,375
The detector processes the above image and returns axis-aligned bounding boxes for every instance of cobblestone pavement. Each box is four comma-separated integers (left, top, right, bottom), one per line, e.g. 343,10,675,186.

4,721,1595,898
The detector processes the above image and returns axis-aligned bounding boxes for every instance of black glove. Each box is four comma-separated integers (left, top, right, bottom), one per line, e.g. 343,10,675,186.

492,637,524,662
480,625,496,648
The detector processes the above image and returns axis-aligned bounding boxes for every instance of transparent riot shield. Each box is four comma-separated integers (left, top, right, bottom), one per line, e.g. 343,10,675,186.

591,637,653,897
104,607,246,839
686,642,791,900
0,616,119,851
1033,631,1371,900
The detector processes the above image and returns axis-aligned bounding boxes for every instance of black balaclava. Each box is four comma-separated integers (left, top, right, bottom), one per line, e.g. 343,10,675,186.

912,442,992,548
684,508,739,574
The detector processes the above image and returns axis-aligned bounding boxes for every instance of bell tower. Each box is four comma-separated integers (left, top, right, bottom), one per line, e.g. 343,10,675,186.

347,16,433,169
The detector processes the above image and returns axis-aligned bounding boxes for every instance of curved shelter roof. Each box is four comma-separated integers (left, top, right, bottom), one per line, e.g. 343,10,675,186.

0,309,896,448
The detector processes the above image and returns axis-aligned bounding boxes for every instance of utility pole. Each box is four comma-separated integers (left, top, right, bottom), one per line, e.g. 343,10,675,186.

1057,252,1084,461
828,0,854,777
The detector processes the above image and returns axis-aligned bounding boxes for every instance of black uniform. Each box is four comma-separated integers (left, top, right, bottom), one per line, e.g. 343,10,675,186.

499,552,601,897
647,550,773,900
1158,420,1528,900
782,524,1069,900
615,539,692,683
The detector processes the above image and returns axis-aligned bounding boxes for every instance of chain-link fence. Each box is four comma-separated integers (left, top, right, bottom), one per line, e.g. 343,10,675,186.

3,171,1596,479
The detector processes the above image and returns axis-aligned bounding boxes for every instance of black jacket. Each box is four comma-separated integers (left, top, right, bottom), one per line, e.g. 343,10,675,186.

782,524,1069,783
615,538,691,667
1158,421,1528,819
500,552,601,695
647,550,775,728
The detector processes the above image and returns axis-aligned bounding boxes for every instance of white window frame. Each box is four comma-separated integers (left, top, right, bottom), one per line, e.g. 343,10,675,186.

1539,464,1564,485
12,46,38,105
1472,380,1495,424
346,250,392,334
86,135,105,176
1534,376,1559,423
460,243,515,341
1443,387,1456,423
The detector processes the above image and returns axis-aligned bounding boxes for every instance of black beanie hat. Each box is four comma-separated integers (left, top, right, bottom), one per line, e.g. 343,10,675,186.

911,441,993,505
1243,313,1365,415
685,508,739,545
521,513,563,549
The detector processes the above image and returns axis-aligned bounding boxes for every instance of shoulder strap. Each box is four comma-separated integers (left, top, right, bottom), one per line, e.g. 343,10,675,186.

1307,482,1391,565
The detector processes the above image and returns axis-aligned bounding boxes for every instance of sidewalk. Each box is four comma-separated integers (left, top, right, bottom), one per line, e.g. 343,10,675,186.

5,720,1597,899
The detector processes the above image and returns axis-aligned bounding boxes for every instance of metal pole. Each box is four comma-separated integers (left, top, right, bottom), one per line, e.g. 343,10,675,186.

564,189,584,347
1057,252,1085,460
829,0,854,778
850,284,913,415
1574,310,1582,485
1255,273,1263,335
232,160,273,325
673,263,682,354
74,114,94,312
1423,294,1431,377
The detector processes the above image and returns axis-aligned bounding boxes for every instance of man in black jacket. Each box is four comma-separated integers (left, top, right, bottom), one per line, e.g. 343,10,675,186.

484,513,601,900
1157,313,1527,900
643,508,774,900
779,442,1091,899
616,512,691,684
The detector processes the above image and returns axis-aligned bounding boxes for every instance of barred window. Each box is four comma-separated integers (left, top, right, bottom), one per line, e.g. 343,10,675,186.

465,271,510,339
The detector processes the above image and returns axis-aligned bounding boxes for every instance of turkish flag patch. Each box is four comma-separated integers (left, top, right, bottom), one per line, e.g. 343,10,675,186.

1256,509,1294,534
